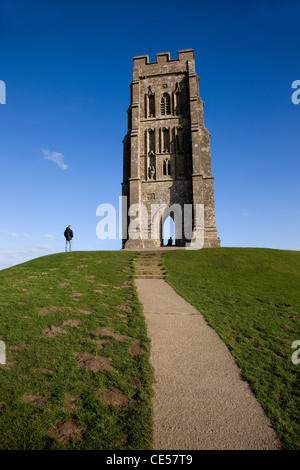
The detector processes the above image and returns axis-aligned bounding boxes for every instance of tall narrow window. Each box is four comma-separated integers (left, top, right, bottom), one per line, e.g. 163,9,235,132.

146,86,155,118
149,94,155,117
160,93,171,115
148,129,155,155
163,127,170,153
163,159,170,176
175,82,183,115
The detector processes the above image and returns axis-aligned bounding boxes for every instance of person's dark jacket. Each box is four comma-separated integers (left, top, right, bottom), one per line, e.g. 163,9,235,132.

64,227,73,241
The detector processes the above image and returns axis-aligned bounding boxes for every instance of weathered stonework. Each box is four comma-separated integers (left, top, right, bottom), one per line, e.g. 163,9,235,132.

122,49,220,249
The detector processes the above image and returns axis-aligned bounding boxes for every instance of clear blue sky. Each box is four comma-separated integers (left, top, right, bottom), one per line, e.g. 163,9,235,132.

0,0,299,269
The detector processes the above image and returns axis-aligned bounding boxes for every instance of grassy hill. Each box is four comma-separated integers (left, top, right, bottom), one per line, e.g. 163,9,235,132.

0,251,153,450
162,248,300,450
0,247,299,450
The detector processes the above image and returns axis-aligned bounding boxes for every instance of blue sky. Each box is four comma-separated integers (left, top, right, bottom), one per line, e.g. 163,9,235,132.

0,0,299,269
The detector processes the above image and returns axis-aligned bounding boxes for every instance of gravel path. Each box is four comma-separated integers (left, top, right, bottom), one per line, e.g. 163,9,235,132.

135,278,281,450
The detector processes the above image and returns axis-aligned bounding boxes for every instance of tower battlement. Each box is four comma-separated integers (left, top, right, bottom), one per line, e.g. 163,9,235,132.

133,49,194,67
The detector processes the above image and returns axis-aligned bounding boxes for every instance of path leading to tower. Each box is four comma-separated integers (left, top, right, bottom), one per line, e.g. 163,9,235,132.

134,252,281,450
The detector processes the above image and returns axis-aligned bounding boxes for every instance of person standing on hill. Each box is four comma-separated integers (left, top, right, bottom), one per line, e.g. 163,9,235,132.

64,225,73,252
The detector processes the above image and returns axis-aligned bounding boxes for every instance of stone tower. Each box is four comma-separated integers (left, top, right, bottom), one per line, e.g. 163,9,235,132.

122,49,220,249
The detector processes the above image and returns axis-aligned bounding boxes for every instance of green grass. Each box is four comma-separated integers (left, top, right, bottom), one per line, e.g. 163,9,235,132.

1,247,299,450
0,251,153,450
162,247,300,450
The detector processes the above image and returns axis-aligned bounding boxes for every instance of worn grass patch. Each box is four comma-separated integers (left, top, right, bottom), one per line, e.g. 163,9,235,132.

163,247,300,450
0,251,153,450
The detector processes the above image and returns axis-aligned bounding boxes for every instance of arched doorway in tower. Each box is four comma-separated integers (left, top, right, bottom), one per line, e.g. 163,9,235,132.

162,215,175,246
